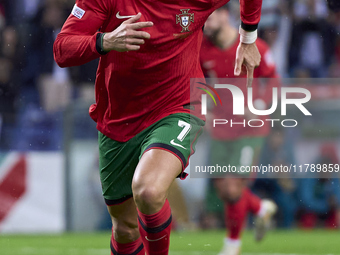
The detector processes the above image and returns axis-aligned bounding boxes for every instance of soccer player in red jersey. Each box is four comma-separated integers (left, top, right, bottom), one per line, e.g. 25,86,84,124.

54,1,263,254
200,6,277,255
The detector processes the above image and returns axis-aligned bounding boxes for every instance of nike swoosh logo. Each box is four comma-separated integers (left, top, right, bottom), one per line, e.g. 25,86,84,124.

145,235,166,242
170,139,187,150
116,11,136,19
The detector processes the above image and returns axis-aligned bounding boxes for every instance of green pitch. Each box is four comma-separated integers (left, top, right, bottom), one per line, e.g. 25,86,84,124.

1,230,339,255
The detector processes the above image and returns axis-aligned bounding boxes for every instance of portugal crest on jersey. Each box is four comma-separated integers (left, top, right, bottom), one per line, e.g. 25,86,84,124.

176,9,194,33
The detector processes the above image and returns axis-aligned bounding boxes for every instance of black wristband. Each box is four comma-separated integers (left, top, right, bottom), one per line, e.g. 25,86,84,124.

96,33,108,55
241,22,258,32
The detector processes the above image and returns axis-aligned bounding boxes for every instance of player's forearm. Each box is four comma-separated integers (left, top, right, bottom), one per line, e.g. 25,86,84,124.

53,32,105,68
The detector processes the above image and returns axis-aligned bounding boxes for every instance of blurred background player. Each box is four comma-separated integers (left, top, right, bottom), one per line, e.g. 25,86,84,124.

200,6,277,255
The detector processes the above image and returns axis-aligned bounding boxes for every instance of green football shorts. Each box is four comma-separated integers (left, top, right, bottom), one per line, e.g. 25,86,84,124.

98,113,205,205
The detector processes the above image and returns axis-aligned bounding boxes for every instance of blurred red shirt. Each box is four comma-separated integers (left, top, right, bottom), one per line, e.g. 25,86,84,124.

200,36,278,140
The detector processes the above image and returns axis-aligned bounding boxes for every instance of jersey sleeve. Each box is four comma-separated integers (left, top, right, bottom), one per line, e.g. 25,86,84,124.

53,0,110,68
210,0,262,35
240,0,262,31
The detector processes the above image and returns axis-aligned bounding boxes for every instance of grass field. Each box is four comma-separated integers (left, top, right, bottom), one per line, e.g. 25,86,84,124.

1,230,340,255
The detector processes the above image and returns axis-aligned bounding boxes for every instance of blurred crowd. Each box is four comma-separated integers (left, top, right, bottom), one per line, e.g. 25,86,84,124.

252,132,340,229
0,0,98,150
1,0,340,230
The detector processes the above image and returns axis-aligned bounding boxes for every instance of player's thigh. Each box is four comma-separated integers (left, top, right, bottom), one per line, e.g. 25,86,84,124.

137,113,204,180
132,113,204,211
133,149,183,214
133,148,182,200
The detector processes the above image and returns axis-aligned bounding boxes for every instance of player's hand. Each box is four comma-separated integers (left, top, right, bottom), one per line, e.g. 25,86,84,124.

234,42,261,87
102,13,153,52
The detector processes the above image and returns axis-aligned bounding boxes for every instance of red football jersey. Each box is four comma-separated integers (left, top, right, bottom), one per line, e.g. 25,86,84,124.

200,36,278,140
54,0,262,142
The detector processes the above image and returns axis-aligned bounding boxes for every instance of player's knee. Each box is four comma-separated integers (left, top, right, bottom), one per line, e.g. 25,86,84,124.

132,182,166,210
113,220,139,243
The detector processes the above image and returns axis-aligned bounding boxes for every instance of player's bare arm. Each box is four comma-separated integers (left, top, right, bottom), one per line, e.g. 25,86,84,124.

102,13,153,52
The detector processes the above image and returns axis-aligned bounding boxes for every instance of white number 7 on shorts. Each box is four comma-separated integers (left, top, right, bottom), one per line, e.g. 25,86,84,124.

177,120,191,142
